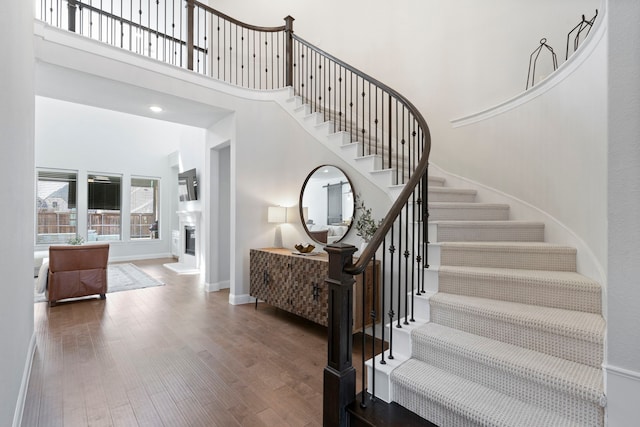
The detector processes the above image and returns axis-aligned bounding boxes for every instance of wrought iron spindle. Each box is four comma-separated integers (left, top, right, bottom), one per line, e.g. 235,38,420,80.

360,269,367,408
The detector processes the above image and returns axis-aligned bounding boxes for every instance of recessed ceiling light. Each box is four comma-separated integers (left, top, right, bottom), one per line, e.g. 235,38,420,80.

149,105,163,113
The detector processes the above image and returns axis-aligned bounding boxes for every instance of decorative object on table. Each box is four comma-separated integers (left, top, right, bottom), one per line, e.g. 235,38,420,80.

566,10,598,60
526,38,558,90
66,234,85,245
354,194,382,252
294,243,316,253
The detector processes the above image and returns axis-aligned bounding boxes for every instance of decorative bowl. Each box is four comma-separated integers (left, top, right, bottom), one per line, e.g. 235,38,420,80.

295,243,316,253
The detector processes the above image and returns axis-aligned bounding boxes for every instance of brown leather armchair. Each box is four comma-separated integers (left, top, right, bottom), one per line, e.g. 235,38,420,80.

47,244,110,306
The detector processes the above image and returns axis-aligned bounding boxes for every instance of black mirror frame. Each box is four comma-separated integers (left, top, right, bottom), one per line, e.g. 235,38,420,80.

299,165,355,245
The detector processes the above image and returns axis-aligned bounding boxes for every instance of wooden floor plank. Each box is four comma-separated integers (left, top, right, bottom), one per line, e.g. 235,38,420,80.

23,258,380,426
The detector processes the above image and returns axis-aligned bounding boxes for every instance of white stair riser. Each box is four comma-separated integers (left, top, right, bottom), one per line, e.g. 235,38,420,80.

383,318,429,359
365,351,409,404
354,154,382,172
303,111,324,125
370,169,397,187
428,190,476,203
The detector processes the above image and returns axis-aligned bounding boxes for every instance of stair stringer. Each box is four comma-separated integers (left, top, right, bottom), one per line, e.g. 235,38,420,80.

277,91,411,198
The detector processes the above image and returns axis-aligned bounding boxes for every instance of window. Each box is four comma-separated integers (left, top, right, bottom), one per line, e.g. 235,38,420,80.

130,177,160,239
87,174,121,241
36,170,78,244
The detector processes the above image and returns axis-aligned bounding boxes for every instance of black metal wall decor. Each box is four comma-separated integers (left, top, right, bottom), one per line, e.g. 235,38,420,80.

526,38,558,90
566,10,598,60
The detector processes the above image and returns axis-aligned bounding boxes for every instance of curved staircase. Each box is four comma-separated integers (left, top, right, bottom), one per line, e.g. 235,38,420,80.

282,90,606,425
388,175,606,427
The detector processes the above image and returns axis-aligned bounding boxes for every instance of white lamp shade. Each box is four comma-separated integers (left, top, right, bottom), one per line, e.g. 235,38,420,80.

268,206,287,223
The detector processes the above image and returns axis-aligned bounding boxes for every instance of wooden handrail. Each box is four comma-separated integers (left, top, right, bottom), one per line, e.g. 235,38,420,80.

193,0,286,33
292,37,432,275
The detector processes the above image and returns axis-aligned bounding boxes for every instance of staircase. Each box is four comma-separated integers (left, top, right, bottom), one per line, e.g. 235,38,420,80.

282,89,606,425
392,177,605,426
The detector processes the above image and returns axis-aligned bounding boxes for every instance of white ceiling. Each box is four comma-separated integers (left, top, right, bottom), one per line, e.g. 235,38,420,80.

35,62,231,129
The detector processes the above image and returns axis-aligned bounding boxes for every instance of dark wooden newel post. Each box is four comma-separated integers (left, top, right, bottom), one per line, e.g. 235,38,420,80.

67,0,77,32
284,15,295,87
323,243,357,427
186,0,195,71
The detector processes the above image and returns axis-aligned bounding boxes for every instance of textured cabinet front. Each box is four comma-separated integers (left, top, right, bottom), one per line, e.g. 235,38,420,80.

250,248,378,331
290,256,328,326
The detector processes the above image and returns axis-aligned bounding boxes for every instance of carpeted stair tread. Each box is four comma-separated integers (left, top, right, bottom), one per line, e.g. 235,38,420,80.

412,323,605,406
391,359,581,427
429,220,545,242
438,266,601,312
430,293,604,366
439,241,577,271
430,293,604,344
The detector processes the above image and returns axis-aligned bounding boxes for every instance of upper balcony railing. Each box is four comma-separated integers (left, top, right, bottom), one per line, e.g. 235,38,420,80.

37,0,290,90
36,2,432,425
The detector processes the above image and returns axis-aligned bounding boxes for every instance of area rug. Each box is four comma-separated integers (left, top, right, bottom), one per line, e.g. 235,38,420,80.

35,263,164,303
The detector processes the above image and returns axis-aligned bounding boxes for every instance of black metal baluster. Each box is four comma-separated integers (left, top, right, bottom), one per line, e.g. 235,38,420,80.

387,95,392,170
388,225,396,358
349,72,354,143
380,237,386,366
410,179,416,321
423,159,430,293
370,253,377,401
397,204,403,328
403,199,410,325
338,66,343,132
241,27,245,87
360,268,367,408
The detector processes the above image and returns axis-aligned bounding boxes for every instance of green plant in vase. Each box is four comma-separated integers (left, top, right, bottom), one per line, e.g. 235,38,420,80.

354,195,382,251
67,235,85,245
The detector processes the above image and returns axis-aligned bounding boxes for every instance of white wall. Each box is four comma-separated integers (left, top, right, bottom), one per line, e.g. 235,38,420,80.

209,0,598,118
606,0,640,424
35,97,206,261
0,1,35,426
208,0,607,275
229,99,388,303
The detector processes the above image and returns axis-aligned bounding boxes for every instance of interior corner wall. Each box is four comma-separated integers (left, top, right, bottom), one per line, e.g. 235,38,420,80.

209,0,606,275
230,99,388,302
606,0,640,424
208,0,599,125
0,0,35,425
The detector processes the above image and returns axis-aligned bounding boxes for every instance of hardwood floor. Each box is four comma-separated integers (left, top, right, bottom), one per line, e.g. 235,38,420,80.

22,258,380,427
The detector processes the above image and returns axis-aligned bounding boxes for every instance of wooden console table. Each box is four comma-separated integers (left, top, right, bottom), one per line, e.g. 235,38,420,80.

249,248,380,332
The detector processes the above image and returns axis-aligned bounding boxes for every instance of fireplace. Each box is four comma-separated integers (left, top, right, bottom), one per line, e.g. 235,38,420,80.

164,205,201,275
185,226,196,256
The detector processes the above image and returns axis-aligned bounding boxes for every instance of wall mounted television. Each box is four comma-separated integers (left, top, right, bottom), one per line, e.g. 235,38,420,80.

178,168,198,201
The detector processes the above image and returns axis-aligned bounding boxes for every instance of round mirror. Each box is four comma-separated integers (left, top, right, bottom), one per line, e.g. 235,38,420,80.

299,165,355,245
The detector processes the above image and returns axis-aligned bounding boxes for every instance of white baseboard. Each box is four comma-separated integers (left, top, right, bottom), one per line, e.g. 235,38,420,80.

605,364,640,426
108,252,174,263
205,280,230,292
13,332,36,427
229,293,253,305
